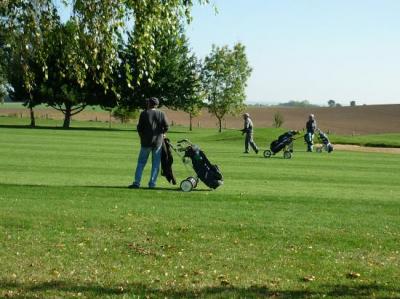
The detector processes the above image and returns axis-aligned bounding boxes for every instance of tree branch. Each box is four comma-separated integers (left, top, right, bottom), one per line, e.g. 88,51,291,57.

49,103,66,114
70,105,86,116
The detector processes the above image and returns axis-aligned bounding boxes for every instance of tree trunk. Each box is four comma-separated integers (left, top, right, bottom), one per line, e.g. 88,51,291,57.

63,103,72,129
29,106,35,127
189,113,193,131
218,117,222,133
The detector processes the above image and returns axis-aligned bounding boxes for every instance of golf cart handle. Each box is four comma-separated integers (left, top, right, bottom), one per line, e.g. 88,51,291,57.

177,139,190,144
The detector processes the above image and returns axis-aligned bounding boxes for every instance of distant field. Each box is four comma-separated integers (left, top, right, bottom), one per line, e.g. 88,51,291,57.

1,103,400,135
0,118,399,298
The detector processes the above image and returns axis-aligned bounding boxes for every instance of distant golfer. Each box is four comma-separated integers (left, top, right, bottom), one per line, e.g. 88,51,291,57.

129,97,169,189
241,113,259,154
305,114,317,152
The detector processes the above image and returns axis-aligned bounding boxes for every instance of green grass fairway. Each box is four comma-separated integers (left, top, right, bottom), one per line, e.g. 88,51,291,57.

1,120,399,298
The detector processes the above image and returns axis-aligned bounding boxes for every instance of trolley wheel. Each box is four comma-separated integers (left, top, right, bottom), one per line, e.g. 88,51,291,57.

263,150,272,158
283,151,292,159
316,147,322,153
180,179,194,192
188,176,198,188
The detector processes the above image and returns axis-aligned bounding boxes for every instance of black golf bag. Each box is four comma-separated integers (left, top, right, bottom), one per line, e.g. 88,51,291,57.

183,145,223,189
316,130,334,153
270,130,298,154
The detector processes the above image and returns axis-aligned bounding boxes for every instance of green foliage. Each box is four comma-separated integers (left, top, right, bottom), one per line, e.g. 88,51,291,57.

0,0,58,102
0,86,5,104
39,20,118,128
119,25,204,117
1,0,209,128
112,106,139,123
272,111,284,128
0,122,399,298
0,30,7,102
202,43,252,132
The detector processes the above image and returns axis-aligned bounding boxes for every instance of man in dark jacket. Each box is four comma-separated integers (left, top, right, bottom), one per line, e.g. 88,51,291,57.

305,114,317,152
129,97,169,189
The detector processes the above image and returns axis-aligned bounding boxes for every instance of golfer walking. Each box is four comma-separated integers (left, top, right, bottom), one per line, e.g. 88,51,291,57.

129,97,169,189
242,113,259,154
305,114,317,152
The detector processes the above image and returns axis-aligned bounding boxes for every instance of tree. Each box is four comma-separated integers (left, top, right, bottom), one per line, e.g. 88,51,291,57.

69,0,209,93
272,111,284,128
38,21,118,128
1,0,58,127
328,99,336,107
350,100,356,107
152,29,204,131
0,30,7,104
2,0,209,127
118,24,204,130
202,43,252,132
0,85,6,104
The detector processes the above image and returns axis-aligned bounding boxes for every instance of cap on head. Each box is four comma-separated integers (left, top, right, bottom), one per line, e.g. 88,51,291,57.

309,114,315,119
147,97,159,107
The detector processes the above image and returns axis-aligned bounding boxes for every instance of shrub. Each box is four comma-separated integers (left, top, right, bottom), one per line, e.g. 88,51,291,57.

272,111,284,128
112,106,139,123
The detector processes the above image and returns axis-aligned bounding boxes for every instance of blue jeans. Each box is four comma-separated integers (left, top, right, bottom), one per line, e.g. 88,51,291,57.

305,132,314,152
134,146,162,188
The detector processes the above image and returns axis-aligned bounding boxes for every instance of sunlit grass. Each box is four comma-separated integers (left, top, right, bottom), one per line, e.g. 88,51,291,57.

0,119,399,298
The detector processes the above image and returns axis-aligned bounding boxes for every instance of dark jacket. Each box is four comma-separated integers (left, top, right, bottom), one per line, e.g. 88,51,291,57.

161,138,176,185
137,109,169,148
306,119,317,134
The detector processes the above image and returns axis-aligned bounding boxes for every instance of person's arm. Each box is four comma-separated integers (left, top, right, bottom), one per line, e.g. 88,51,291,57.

137,111,145,134
161,111,169,133
242,119,249,133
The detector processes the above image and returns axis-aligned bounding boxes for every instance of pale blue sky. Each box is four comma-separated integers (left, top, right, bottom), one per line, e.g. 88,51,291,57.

187,0,400,105
56,1,400,105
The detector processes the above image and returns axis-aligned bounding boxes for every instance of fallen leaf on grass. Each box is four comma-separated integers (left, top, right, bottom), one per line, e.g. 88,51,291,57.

127,243,155,256
51,270,61,278
3,290,19,298
347,272,361,279
302,275,315,282
220,279,230,286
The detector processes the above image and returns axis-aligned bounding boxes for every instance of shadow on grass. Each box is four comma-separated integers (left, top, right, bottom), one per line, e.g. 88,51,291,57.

1,280,398,298
0,183,211,192
87,185,211,192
